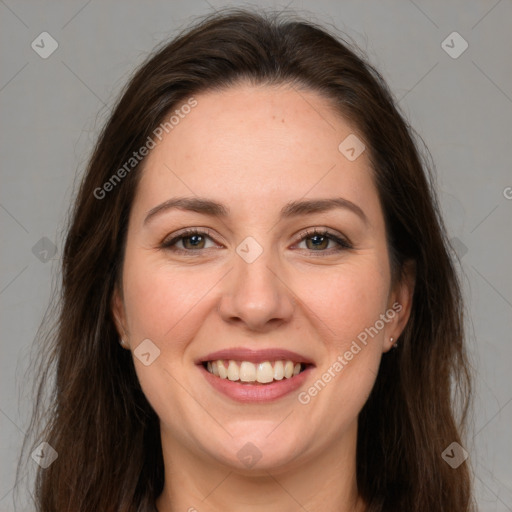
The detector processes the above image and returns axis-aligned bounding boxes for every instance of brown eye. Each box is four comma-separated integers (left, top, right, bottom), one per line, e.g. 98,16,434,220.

161,229,217,252
305,234,331,250
297,229,352,252
181,233,206,249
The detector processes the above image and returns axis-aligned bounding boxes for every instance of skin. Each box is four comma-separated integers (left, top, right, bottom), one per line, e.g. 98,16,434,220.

112,83,414,512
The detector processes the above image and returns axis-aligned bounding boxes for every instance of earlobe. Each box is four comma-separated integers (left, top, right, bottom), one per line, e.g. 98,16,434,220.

385,260,416,351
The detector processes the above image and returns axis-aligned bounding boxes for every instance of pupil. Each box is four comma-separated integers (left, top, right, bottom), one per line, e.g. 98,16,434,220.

309,235,327,249
186,235,203,248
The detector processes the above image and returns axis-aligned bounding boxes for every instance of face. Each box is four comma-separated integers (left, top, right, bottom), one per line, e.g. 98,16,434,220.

112,83,413,474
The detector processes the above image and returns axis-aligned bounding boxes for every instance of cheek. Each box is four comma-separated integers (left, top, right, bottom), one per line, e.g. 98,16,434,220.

293,260,390,347
292,261,389,409
122,253,221,345
121,255,219,423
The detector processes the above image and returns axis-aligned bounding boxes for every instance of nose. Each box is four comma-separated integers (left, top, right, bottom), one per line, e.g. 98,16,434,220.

217,246,295,332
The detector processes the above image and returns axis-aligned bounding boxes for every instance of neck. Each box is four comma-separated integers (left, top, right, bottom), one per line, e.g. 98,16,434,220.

155,421,365,512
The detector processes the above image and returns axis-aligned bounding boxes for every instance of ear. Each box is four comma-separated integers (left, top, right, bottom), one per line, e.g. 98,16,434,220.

111,285,129,348
383,260,416,352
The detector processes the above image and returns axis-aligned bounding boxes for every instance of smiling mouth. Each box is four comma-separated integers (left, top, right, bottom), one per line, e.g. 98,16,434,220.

201,359,310,385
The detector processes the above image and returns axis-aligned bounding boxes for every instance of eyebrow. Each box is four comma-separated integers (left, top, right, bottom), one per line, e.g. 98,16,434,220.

144,196,368,225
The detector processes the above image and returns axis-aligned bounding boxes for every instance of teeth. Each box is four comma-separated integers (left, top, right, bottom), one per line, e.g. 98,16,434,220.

257,362,274,383
273,360,284,380
204,359,305,384
217,360,228,379
239,361,256,382
227,360,239,381
284,361,294,378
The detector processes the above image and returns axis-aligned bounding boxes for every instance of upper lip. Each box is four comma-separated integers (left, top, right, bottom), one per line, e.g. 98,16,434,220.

196,347,315,365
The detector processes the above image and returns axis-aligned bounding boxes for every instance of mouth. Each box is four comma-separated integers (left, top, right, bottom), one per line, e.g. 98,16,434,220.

196,347,315,402
201,359,311,385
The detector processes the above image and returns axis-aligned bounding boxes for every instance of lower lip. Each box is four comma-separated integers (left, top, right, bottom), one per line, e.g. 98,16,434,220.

198,364,313,402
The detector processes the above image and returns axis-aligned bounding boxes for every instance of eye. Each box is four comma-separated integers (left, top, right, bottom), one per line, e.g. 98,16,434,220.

295,228,352,252
161,228,218,252
160,227,352,255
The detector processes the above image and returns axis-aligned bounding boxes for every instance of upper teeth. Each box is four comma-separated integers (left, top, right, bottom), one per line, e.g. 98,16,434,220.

206,360,302,383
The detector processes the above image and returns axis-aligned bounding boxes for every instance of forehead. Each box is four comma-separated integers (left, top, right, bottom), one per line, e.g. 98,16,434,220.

132,83,380,224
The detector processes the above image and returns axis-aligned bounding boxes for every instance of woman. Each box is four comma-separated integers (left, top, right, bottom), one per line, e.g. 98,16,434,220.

19,8,473,511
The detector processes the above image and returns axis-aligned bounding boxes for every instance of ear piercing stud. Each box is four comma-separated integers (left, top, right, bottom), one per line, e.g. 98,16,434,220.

391,337,398,348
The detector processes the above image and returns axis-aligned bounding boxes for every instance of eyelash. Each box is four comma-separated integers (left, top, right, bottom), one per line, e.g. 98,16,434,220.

160,228,353,255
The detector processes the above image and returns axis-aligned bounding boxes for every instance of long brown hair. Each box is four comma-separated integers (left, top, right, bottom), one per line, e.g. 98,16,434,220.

18,7,473,511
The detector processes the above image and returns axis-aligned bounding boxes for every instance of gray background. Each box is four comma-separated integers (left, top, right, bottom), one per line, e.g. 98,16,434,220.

1,0,511,510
